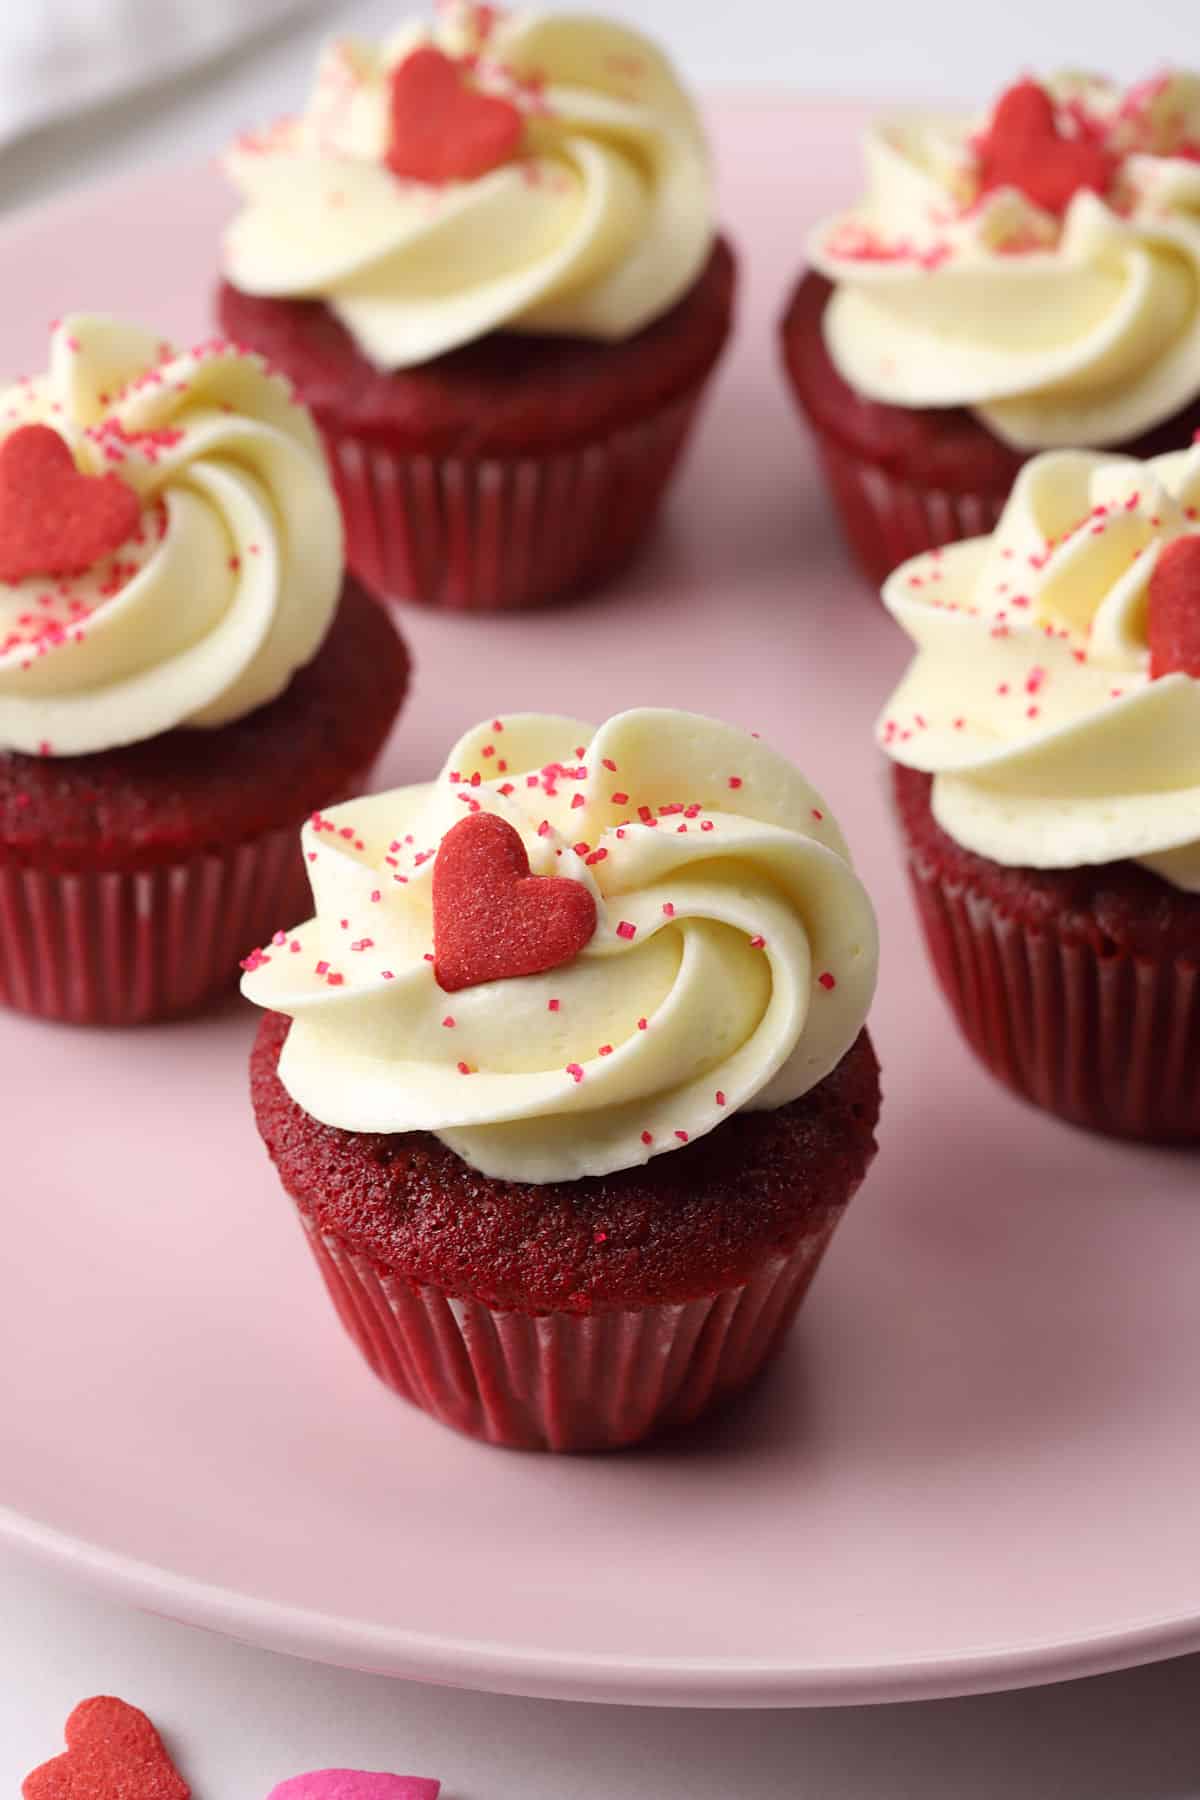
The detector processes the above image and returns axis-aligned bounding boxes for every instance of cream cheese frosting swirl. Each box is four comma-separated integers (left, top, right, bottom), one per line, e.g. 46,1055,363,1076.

878,445,1200,888
223,4,714,369
241,709,878,1183
809,72,1200,449
0,315,342,758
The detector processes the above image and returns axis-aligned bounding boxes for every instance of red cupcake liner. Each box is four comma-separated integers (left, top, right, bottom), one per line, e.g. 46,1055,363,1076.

812,432,1007,588
300,1211,843,1453
904,852,1200,1141
324,387,704,612
0,766,372,1028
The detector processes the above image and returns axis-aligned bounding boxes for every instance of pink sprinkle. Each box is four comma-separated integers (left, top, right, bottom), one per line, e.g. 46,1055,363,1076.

566,1062,585,1083
327,973,345,987
548,998,560,1012
498,783,514,796
701,820,715,831
571,793,585,809
442,1016,456,1028
662,902,675,917
585,848,608,866
675,1130,689,1143
812,808,824,822
611,791,629,805
1027,705,1040,719
728,776,743,790
616,921,637,941
749,935,766,949
818,972,837,991
598,1044,613,1056
492,719,504,732
716,1091,727,1106
315,960,330,976
602,758,617,771
538,819,551,837
424,953,435,963
371,890,381,903
641,1130,653,1145
457,1061,472,1075
350,938,374,953
382,970,395,981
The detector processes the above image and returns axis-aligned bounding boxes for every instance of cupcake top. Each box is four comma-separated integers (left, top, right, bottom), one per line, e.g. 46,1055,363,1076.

878,443,1200,888
0,316,342,759
241,709,878,1183
222,3,714,370
809,72,1200,449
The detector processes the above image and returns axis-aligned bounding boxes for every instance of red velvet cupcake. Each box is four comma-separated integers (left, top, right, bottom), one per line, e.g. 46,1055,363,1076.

219,6,735,612
0,315,409,1026
785,71,1200,586
879,444,1200,1139
242,709,881,1451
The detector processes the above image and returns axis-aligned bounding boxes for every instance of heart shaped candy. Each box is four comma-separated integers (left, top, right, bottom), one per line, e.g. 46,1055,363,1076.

0,424,141,584
1148,535,1200,678
976,80,1117,217
22,1696,189,1800
433,811,598,993
385,46,523,185
267,1775,440,1800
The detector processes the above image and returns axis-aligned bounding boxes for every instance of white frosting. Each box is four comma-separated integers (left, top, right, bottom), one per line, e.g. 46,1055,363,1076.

223,5,714,368
809,73,1200,449
878,445,1200,888
0,316,343,758
242,709,879,1183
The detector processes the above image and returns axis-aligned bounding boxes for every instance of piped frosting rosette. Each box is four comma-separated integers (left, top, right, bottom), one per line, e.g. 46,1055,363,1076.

878,444,1200,887
809,72,1200,448
0,315,342,757
242,709,878,1182
223,4,714,368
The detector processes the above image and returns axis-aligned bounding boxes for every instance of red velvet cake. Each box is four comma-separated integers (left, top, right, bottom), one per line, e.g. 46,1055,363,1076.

219,9,736,610
789,72,1200,586
0,317,410,1026
879,443,1200,1141
241,708,883,1451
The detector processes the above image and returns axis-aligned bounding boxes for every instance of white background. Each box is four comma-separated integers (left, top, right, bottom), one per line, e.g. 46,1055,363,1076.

3,3,1200,1795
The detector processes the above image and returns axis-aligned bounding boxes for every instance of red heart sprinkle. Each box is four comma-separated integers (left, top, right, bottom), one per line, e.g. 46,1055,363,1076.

975,81,1118,218
22,1696,189,1800
433,812,597,993
385,46,523,185
1148,535,1200,678
0,424,140,584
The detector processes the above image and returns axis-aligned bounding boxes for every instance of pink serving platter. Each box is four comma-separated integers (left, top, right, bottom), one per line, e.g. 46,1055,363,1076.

2,101,1200,1709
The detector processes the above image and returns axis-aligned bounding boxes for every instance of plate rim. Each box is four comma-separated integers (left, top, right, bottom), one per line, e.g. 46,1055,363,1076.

4,1501,1200,1707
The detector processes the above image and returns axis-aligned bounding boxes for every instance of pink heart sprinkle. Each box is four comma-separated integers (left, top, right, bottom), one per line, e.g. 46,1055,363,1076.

266,1776,440,1800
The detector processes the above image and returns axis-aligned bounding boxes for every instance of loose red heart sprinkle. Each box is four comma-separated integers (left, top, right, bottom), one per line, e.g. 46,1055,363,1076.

433,811,597,993
0,424,141,584
975,80,1118,217
385,46,523,185
1148,535,1200,678
22,1696,189,1800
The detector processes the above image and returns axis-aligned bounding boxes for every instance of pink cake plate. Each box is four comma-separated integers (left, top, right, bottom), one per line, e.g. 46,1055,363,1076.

3,101,1200,1710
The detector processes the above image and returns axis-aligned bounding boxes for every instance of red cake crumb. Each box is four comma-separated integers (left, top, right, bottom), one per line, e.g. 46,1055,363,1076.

892,763,1200,959
0,577,408,872
217,237,736,458
780,272,1200,494
250,1010,882,1315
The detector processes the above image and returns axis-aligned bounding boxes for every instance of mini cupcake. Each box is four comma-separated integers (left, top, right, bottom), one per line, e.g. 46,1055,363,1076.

784,71,1200,584
243,709,880,1452
0,316,410,1026
218,3,735,612
880,444,1200,1139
